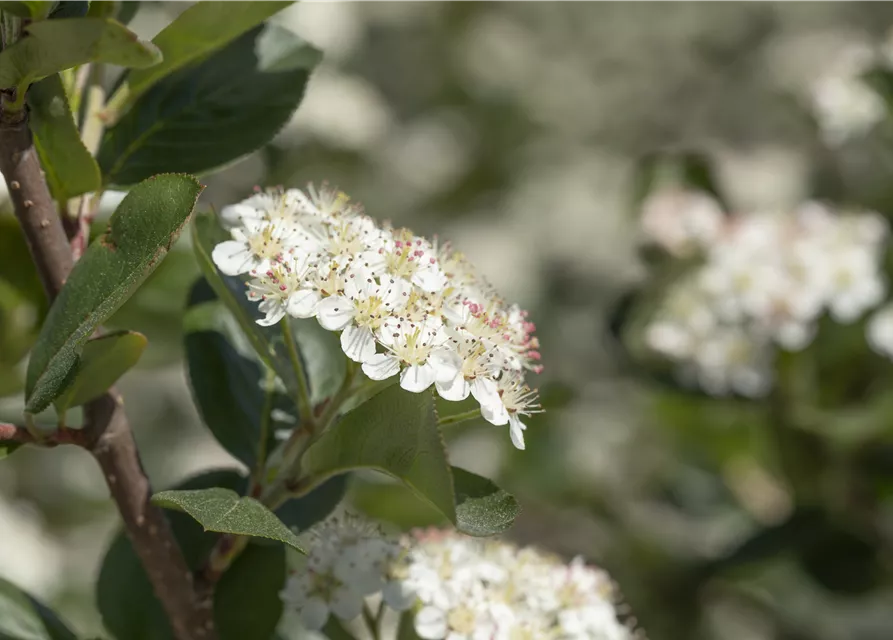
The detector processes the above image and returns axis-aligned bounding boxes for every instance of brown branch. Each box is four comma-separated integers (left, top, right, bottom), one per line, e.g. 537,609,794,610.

0,422,87,446
0,105,216,640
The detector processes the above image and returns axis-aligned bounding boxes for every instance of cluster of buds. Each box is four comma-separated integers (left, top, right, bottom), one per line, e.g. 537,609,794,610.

212,185,542,449
279,518,634,640
640,189,890,396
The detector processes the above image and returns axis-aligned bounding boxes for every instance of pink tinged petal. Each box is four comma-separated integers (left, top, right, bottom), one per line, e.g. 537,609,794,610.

341,323,377,363
362,354,401,380
316,296,355,330
415,606,449,639
508,414,527,450
480,399,509,426
428,349,461,383
436,373,470,402
470,377,500,409
287,289,321,318
298,596,330,630
383,579,416,611
400,363,436,393
211,240,254,276
256,300,286,327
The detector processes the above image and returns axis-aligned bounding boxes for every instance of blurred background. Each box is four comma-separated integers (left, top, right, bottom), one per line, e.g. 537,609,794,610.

6,2,893,639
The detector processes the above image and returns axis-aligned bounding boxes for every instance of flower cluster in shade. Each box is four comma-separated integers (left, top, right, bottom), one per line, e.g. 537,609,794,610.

640,188,891,397
211,185,542,449
279,518,634,640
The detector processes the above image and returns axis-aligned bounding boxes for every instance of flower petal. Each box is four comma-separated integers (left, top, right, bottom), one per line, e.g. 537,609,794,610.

436,373,470,402
362,353,401,380
256,300,286,326
480,398,509,426
298,596,329,630
287,289,321,319
211,240,254,276
470,376,500,409
316,296,355,331
400,363,436,393
414,606,449,640
508,414,527,450
220,203,262,226
382,579,416,611
341,323,377,363
330,586,363,621
428,348,461,383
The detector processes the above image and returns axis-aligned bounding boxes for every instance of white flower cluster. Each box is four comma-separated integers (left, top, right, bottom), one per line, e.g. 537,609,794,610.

641,191,889,396
279,519,633,640
211,185,542,449
810,43,886,146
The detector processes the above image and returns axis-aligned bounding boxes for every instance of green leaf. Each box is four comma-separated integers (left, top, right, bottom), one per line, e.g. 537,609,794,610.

25,174,203,413
99,23,320,185
0,18,161,89
451,467,520,536
151,487,305,552
54,329,146,411
98,470,286,640
0,1,52,19
0,575,77,640
120,1,291,105
301,385,458,525
0,442,23,460
28,74,101,201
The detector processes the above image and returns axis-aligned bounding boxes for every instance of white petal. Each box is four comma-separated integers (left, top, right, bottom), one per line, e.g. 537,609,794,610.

428,349,461,383
470,377,500,409
287,289,321,318
508,414,527,450
383,579,416,611
362,353,401,380
256,300,286,326
299,596,330,630
341,323,377,363
480,399,509,426
415,606,449,640
436,373,470,402
316,296,355,330
220,203,262,226
380,276,411,308
330,586,363,621
400,363,436,393
211,240,254,276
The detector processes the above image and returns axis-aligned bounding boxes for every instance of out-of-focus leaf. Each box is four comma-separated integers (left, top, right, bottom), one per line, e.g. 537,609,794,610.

24,174,202,413
120,1,290,104
54,330,146,411
0,442,23,460
99,23,320,185
98,470,286,640
0,1,52,18
0,18,161,89
29,74,101,200
152,487,304,552
0,575,77,639
50,1,89,19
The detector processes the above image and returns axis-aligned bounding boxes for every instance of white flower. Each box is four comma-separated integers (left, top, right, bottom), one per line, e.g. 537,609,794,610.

245,256,319,326
212,218,299,276
868,304,893,359
480,373,542,450
363,318,458,393
640,187,724,256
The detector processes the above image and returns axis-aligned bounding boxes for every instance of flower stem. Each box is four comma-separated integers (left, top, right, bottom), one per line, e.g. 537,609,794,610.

282,319,314,426
437,408,481,426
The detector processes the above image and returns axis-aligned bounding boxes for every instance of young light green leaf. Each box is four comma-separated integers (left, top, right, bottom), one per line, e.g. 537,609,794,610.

99,470,286,640
0,18,161,89
120,1,291,105
54,330,146,411
29,74,101,201
99,23,320,185
0,575,77,640
25,174,203,413
452,467,520,536
301,385,458,525
152,487,304,552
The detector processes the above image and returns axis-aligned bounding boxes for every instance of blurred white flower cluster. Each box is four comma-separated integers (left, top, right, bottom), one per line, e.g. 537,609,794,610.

641,189,890,396
212,185,542,449
280,519,633,640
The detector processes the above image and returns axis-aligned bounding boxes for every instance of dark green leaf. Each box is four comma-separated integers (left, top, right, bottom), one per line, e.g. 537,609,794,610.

151,487,304,552
54,329,146,410
0,575,77,640
0,1,51,19
301,385,458,526
121,1,291,104
50,1,89,19
25,174,203,413
98,470,286,640
451,467,520,536
0,18,161,89
99,23,320,185
28,74,101,200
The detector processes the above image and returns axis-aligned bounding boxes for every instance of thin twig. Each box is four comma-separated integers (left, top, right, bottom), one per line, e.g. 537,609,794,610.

0,103,216,640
